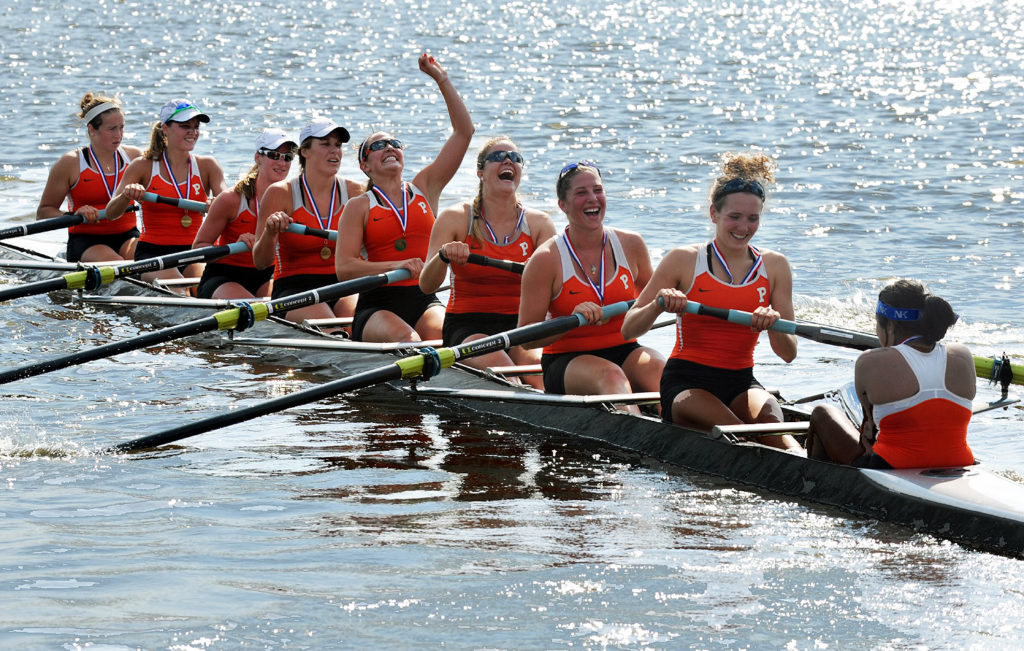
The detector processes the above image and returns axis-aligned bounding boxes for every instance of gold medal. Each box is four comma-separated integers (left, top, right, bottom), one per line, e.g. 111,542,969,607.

320,245,332,260
394,238,406,251
181,214,192,228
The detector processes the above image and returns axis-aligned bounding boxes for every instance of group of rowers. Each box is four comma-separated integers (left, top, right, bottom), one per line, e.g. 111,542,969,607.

36,54,977,471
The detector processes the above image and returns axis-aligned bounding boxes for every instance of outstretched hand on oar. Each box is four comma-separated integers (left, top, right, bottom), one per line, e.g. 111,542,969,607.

109,301,632,453
0,206,140,242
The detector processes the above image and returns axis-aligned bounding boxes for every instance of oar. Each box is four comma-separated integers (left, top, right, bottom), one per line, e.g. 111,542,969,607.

466,253,524,274
0,206,139,242
674,299,1024,387
285,223,337,241
0,269,410,386
109,301,631,453
0,242,250,304
140,192,208,214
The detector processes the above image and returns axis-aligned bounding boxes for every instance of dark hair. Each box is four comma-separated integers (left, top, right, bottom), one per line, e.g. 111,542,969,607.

709,151,777,211
555,161,601,202
78,93,121,130
877,279,959,345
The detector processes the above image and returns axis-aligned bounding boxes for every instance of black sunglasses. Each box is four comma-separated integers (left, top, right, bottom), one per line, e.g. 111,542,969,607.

558,160,600,180
259,149,295,162
362,138,404,161
716,178,765,200
484,150,524,165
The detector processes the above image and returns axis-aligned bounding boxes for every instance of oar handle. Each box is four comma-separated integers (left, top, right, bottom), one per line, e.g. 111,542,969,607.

141,192,208,214
0,206,141,241
112,241,250,279
264,268,411,315
284,223,338,242
466,253,525,274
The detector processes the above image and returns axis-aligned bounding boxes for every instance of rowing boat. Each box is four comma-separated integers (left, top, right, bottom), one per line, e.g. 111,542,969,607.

2,235,1023,558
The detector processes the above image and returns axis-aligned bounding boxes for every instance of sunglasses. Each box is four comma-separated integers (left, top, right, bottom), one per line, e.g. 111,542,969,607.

362,138,404,160
557,160,600,181
717,178,766,200
484,150,524,165
260,149,296,162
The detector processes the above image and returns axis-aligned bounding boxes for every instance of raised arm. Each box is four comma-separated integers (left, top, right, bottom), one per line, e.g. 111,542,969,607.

410,53,474,214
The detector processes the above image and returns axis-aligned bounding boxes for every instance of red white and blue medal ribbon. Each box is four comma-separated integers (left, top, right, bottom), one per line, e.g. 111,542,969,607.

711,240,762,285
300,173,338,231
162,152,193,202
562,227,607,304
482,206,525,245
87,145,122,200
372,183,408,235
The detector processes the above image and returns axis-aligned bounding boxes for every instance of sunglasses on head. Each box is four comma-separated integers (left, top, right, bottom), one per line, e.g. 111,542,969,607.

484,150,524,165
557,160,600,181
362,138,404,161
259,149,295,162
717,178,765,200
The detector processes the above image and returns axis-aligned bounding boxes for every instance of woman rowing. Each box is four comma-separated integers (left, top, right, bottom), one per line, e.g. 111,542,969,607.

517,161,664,411
419,137,555,387
621,152,799,450
107,99,227,288
335,53,473,343
36,93,142,262
192,129,297,300
253,119,363,329
804,280,974,468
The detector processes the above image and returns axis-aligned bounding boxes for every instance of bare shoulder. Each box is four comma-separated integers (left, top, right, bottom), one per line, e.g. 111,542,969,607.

944,342,975,366
434,202,471,236
195,154,222,169
344,178,365,198
609,227,649,252
123,145,144,159
436,200,470,222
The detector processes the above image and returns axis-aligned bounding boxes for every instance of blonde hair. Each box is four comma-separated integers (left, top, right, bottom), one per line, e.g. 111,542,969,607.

143,121,168,160
709,151,777,210
233,163,260,199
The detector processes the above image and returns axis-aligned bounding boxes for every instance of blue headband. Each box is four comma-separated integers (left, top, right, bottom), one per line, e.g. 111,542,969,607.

876,299,920,321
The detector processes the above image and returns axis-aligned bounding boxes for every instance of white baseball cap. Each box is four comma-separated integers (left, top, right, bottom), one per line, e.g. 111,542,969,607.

159,99,210,124
299,118,350,144
255,128,298,152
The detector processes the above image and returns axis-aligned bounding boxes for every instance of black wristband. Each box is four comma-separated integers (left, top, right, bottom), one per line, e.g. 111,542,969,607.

438,248,450,264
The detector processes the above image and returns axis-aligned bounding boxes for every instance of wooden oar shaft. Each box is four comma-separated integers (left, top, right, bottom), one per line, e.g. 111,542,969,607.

141,192,207,214
0,206,139,242
466,253,525,274
284,223,337,242
109,301,631,453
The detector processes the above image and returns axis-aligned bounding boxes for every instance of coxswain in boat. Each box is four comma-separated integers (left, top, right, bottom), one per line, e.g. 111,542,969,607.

336,53,474,343
621,152,800,450
805,279,975,468
517,161,665,412
107,98,227,291
253,119,364,331
192,129,296,300
420,137,556,388
36,93,142,263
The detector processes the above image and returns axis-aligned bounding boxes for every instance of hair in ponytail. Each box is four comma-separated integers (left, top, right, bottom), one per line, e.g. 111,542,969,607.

876,279,958,345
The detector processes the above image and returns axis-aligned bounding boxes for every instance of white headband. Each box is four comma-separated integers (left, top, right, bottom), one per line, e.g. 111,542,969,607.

81,102,119,127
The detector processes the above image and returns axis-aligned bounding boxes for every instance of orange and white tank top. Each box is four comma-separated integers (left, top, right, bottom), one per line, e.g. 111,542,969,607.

670,243,771,369
871,343,974,468
274,176,349,279
447,207,534,315
139,155,205,246
544,229,637,355
215,193,259,268
362,183,433,288
67,147,136,235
